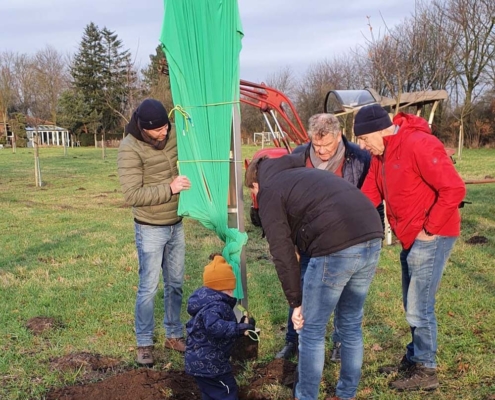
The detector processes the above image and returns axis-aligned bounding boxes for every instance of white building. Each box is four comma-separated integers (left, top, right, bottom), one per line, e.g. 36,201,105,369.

26,125,70,148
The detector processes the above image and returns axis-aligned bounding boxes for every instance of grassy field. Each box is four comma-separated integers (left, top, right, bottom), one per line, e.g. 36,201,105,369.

0,146,494,399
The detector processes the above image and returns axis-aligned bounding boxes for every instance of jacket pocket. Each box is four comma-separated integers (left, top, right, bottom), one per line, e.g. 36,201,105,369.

296,224,314,253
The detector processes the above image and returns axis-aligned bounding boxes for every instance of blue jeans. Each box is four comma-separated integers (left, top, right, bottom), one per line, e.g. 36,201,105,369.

295,238,382,400
286,252,340,344
134,221,186,347
400,235,456,369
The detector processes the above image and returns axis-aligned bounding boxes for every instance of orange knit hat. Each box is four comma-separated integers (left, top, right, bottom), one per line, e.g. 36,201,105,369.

203,255,236,291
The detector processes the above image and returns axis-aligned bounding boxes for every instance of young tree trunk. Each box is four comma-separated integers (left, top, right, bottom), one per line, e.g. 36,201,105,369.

457,122,464,160
101,133,106,159
34,135,42,187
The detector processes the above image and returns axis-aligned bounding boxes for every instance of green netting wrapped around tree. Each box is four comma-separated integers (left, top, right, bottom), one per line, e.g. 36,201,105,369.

160,0,247,298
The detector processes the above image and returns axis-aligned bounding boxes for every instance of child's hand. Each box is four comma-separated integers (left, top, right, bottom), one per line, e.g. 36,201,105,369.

237,323,254,336
240,315,256,328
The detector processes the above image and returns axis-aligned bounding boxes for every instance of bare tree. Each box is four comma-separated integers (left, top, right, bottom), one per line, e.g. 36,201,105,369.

265,66,297,100
33,46,69,124
0,52,17,151
295,59,351,126
436,0,495,149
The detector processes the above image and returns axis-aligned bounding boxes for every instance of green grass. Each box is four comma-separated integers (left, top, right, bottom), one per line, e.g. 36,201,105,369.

1,146,494,399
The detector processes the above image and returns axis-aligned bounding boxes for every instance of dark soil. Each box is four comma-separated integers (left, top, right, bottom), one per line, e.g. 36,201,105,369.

25,317,64,335
45,353,296,400
466,235,489,245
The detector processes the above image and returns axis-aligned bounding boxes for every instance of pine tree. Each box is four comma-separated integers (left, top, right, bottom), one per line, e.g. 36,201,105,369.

100,27,135,134
71,22,105,122
142,46,173,112
70,22,135,139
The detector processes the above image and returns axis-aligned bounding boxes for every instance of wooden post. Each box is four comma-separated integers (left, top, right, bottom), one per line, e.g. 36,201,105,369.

457,123,463,160
229,105,247,312
102,133,106,159
34,135,42,187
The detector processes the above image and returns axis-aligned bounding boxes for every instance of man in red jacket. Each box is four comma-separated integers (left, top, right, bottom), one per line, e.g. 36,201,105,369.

354,104,466,391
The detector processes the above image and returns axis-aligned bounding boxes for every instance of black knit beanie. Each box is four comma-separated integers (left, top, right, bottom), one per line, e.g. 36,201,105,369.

354,104,392,136
136,99,169,130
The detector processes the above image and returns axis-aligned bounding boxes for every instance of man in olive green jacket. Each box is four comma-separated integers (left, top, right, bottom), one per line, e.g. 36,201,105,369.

118,99,191,366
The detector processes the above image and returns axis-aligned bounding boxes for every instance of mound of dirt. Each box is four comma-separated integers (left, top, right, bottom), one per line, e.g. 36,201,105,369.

46,369,199,400
45,353,296,400
26,317,63,335
466,235,489,245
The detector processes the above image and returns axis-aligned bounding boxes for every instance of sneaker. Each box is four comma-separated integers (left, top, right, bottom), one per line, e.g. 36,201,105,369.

136,346,154,367
390,364,439,391
275,341,297,359
379,354,415,375
164,337,186,352
330,342,341,363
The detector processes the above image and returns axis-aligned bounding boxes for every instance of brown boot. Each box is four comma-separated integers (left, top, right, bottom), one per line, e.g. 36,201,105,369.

379,354,415,375
390,364,439,391
136,346,154,367
164,337,186,352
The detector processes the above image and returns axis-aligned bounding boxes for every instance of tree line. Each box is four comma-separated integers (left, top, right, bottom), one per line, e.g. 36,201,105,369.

242,0,495,148
0,22,170,147
0,0,494,148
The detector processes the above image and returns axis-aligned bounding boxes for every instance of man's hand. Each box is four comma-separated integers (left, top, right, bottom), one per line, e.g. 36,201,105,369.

417,228,436,241
292,306,304,330
170,175,191,194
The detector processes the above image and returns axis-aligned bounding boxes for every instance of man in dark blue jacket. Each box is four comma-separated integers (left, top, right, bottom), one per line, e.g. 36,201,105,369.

245,153,383,400
275,113,383,361
185,255,254,400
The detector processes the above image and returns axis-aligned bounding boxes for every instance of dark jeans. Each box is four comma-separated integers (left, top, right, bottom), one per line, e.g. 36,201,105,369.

194,373,238,400
286,252,340,344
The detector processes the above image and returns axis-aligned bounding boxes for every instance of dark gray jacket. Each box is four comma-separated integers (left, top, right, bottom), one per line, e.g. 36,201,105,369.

256,152,384,308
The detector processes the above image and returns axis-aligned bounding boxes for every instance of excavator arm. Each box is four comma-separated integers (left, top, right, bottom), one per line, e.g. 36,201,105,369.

240,79,309,151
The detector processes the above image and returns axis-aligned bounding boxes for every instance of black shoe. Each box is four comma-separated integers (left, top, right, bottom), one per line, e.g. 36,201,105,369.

390,364,439,391
275,342,297,359
379,354,415,375
330,342,341,363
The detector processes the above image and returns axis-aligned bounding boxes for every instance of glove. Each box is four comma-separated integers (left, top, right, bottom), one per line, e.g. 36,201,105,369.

240,315,256,328
237,323,255,336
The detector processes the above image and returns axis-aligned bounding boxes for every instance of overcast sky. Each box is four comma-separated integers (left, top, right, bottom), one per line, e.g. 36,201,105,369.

0,0,419,83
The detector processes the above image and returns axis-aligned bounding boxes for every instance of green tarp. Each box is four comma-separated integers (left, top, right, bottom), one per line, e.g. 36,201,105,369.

161,0,247,298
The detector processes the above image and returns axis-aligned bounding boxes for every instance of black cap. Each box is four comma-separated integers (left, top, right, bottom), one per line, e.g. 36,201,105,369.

354,104,392,136
136,99,169,130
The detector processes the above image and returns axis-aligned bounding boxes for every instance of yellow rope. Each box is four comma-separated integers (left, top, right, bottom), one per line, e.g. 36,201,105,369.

168,101,240,136
186,100,240,109
245,329,260,342
168,105,192,135
178,160,242,164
